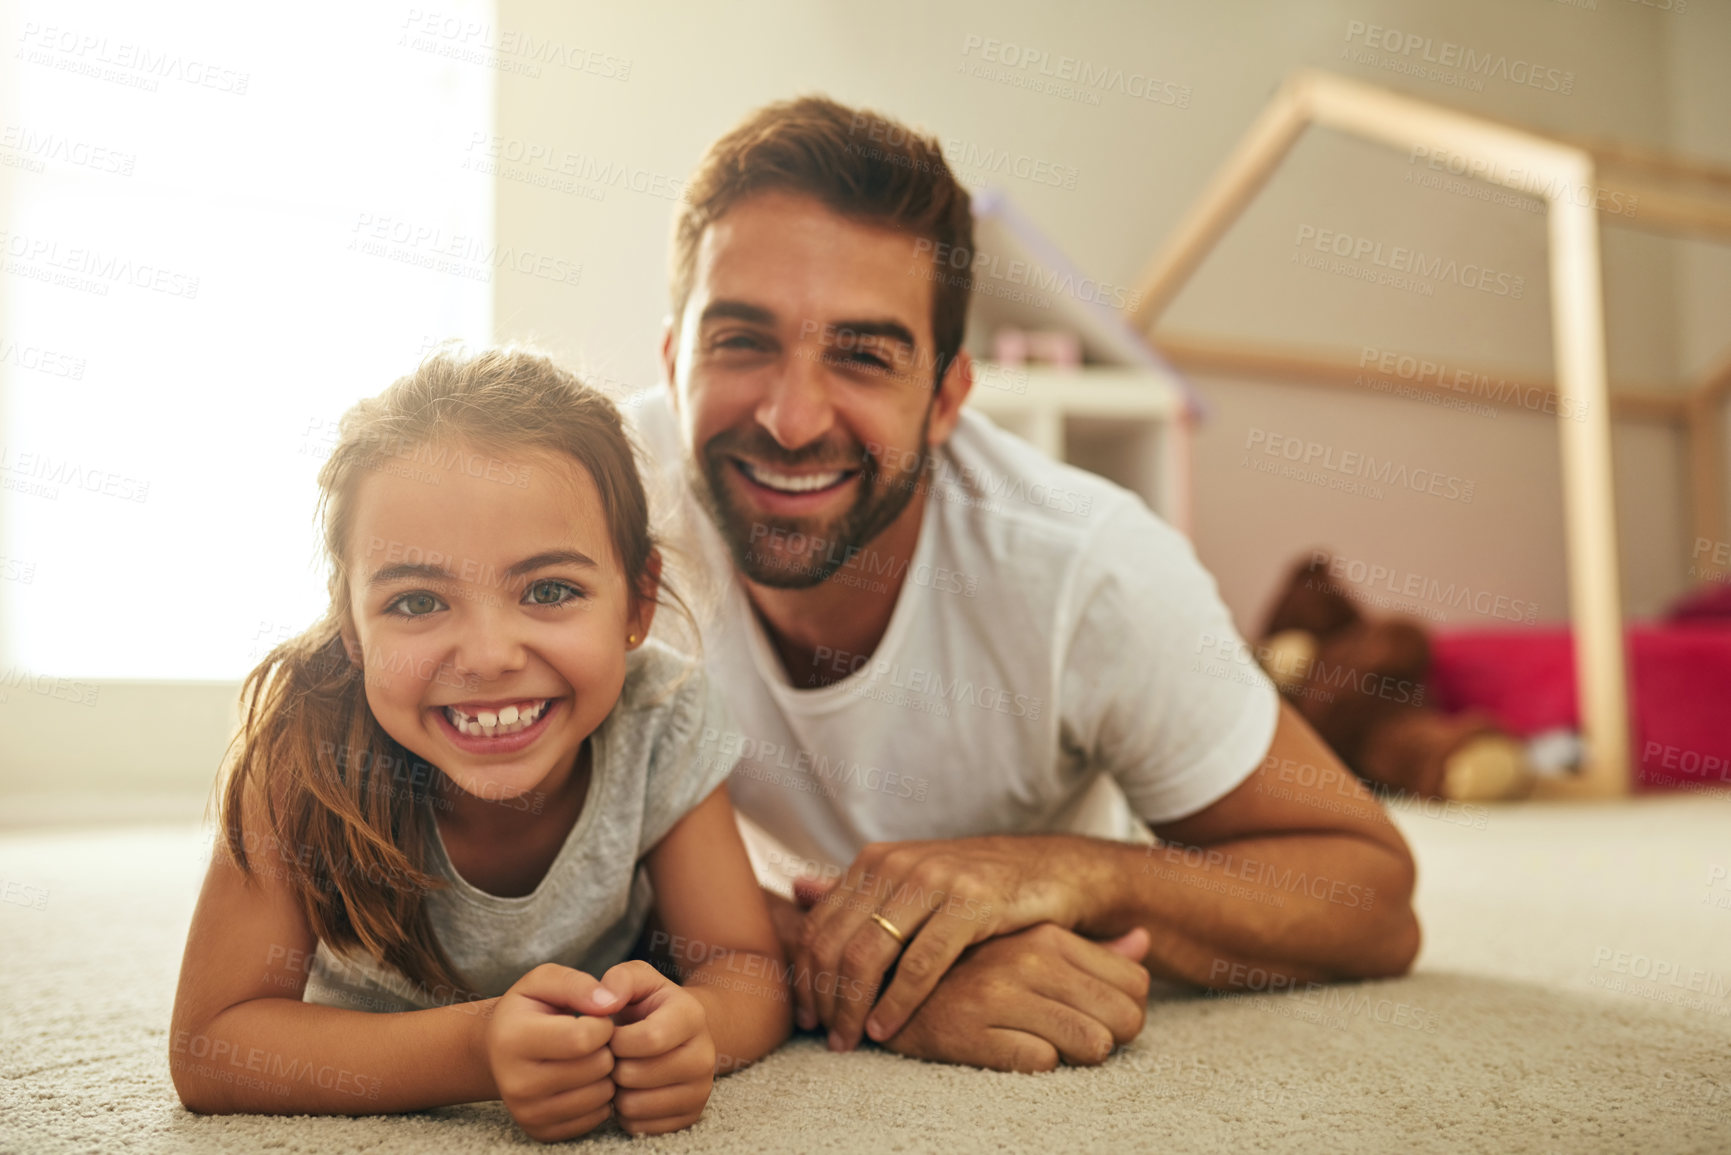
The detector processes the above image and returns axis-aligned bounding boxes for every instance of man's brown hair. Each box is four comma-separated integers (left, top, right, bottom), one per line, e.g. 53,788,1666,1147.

670,95,974,386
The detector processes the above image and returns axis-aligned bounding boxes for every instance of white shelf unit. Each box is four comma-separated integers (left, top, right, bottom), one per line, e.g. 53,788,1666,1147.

960,190,1202,536
965,362,1192,533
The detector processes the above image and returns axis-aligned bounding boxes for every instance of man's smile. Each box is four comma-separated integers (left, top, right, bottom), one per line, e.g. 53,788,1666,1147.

730,456,862,514
733,456,859,495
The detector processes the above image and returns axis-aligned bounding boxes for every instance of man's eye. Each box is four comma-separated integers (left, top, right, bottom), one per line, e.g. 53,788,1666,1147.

846,350,891,371
386,592,445,617
524,579,585,606
713,333,769,353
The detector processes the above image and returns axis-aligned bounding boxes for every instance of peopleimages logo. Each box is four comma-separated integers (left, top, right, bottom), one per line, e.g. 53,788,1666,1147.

1243,428,1474,504
1,229,200,299
0,124,137,176
1358,346,1585,422
912,238,1142,314
846,113,1082,193
1308,550,1539,625
1407,144,1638,218
1294,225,1525,299
957,35,1191,108
347,213,582,287
15,22,251,94
1342,21,1575,94
461,133,689,204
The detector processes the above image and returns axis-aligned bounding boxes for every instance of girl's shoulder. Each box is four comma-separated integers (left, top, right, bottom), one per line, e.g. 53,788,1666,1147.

604,640,733,858
614,637,708,720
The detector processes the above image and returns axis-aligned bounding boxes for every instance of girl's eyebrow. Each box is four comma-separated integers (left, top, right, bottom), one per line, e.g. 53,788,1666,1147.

367,549,598,588
505,550,598,576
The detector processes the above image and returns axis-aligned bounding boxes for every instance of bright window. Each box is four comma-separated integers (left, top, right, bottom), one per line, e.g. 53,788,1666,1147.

0,0,494,679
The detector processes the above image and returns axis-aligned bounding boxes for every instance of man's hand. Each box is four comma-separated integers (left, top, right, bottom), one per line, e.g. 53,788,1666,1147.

574,960,716,1137
880,923,1152,1072
486,964,618,1143
793,836,1093,1050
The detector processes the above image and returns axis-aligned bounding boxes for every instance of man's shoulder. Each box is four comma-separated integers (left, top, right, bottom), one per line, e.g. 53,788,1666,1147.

931,411,1226,646
622,387,680,464
935,408,1177,563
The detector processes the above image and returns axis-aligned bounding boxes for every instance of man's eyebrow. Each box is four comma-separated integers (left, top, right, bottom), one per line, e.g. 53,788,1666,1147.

698,301,918,351
367,550,597,587
698,299,778,328
823,318,917,349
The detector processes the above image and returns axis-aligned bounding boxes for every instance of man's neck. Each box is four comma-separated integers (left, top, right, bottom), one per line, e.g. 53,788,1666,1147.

743,488,929,689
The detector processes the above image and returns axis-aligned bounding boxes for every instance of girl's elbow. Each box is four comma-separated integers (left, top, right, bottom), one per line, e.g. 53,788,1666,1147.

764,968,795,1041
768,993,794,1048
169,1040,245,1115
1358,905,1422,979
171,1070,224,1116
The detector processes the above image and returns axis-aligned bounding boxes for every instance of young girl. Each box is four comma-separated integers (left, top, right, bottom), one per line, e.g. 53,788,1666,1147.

171,347,789,1141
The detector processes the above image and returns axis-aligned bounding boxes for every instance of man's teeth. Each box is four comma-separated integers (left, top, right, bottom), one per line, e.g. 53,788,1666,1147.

743,462,847,493
444,699,550,737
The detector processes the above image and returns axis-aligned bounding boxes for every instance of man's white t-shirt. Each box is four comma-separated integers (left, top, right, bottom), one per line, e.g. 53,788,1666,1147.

628,390,1280,885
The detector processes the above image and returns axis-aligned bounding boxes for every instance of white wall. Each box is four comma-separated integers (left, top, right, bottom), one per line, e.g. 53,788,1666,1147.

6,1,1724,811
491,0,1724,634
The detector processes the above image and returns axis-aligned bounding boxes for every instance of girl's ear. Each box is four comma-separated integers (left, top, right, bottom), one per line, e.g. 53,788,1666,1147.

627,549,662,648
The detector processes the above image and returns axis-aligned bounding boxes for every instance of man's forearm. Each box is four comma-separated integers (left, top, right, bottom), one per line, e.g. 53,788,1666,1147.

1056,832,1419,989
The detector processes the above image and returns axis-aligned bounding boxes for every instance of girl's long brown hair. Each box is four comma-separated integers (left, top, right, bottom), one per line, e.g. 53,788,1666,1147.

219,346,680,999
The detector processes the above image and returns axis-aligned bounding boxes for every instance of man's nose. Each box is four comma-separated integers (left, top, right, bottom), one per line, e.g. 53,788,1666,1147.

755,345,836,451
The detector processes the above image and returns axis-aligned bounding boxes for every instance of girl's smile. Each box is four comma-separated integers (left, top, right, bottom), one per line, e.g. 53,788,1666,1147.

431,695,565,755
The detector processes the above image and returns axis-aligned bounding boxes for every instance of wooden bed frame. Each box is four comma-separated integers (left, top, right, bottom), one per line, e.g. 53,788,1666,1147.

1127,70,1731,798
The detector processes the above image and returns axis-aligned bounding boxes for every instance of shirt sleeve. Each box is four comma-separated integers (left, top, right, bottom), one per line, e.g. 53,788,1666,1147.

636,652,739,858
1058,500,1280,827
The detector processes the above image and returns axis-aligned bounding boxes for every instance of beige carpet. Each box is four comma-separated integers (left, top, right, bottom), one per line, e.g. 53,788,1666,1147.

3,796,1730,1154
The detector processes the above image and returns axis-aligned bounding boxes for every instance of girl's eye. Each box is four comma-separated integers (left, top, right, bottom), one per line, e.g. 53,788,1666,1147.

386,591,445,617
524,579,585,607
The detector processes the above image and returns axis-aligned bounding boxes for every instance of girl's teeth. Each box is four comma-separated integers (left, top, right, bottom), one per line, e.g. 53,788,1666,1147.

443,699,549,738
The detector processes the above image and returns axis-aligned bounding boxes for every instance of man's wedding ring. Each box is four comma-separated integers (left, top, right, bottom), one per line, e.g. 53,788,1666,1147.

870,912,907,944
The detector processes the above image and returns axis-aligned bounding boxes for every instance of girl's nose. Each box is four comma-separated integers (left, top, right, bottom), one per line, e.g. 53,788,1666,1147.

449,608,529,681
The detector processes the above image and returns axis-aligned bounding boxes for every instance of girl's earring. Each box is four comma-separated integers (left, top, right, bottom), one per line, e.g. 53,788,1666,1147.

627,634,638,644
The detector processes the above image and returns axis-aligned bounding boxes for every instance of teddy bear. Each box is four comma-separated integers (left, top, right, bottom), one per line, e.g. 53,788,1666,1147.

1255,554,1534,802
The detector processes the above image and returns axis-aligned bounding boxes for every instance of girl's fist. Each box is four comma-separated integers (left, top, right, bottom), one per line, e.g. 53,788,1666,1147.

486,963,617,1142
580,960,716,1136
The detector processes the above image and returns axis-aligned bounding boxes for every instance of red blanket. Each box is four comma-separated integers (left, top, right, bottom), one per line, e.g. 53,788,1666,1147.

1430,625,1731,791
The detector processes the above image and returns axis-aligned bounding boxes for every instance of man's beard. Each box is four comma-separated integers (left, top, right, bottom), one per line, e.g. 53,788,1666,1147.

687,411,933,589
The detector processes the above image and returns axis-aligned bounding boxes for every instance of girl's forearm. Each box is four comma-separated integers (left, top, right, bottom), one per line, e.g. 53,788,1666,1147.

171,996,501,1115
684,952,793,1074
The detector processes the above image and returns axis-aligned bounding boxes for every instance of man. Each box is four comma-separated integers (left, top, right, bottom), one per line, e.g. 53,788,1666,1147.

629,96,1419,1072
